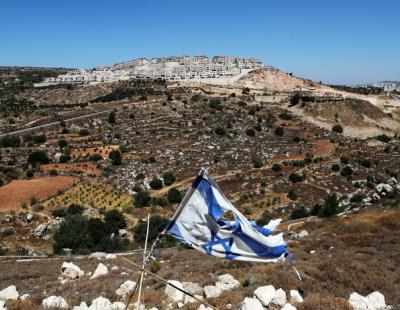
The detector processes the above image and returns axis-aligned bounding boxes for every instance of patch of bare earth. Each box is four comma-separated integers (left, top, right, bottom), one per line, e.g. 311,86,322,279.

0,176,76,210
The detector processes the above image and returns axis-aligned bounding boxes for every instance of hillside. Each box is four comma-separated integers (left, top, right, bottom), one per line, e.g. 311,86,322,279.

234,68,332,92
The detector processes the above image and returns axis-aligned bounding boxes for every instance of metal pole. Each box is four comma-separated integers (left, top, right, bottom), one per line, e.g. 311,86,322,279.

136,214,150,309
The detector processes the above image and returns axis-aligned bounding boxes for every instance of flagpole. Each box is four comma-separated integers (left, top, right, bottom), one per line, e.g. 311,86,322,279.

136,213,150,310
124,169,205,310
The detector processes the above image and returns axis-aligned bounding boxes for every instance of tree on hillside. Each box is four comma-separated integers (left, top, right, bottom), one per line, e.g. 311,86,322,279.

134,215,176,247
320,192,340,218
109,150,122,165
108,110,116,124
27,151,49,167
162,172,176,186
104,209,126,233
167,188,182,204
134,190,151,207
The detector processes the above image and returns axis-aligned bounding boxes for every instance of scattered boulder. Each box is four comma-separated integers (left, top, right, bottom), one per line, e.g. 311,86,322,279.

42,296,69,309
282,303,297,310
241,297,264,310
33,222,53,238
254,285,275,306
118,229,133,241
20,293,31,301
215,274,240,291
198,305,213,310
182,282,203,295
0,285,19,301
88,252,108,259
290,289,304,303
203,285,222,299
165,280,184,302
61,262,84,280
375,184,393,195
90,263,108,279
387,177,397,186
349,291,388,310
73,301,89,310
366,291,386,309
0,300,5,310
271,288,287,307
116,280,137,298
88,297,112,310
111,301,126,310
298,230,309,238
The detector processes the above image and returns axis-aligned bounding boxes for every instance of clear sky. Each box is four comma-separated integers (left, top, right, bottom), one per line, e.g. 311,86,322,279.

1,0,399,85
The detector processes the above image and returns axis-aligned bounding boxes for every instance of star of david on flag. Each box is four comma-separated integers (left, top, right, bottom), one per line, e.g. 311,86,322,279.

165,169,289,262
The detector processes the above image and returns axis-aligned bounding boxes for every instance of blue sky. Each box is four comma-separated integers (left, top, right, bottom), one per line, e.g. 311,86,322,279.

1,0,399,85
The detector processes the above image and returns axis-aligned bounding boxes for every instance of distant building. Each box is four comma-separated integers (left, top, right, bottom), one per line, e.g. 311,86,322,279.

34,55,264,87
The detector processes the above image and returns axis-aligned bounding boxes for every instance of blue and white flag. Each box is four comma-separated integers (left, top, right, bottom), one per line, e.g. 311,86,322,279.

165,169,288,262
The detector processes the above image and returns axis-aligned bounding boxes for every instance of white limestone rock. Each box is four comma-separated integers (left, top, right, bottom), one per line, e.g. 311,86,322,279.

376,183,393,194
203,285,222,299
89,297,112,310
349,292,370,309
90,263,108,279
116,280,137,298
215,274,240,291
198,305,213,310
20,293,31,301
254,285,275,306
165,280,184,302
0,285,19,301
272,288,287,307
88,252,107,259
73,302,89,310
61,262,84,280
0,300,5,310
182,281,203,295
106,253,117,260
42,296,69,309
366,291,386,309
184,294,203,304
298,230,309,238
240,297,264,310
282,303,297,310
111,302,126,310
290,289,304,303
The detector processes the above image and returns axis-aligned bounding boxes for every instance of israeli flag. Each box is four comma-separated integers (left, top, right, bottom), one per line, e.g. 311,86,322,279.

165,169,288,262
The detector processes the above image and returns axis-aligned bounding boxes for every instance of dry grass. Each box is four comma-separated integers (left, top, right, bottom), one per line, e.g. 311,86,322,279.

0,208,399,309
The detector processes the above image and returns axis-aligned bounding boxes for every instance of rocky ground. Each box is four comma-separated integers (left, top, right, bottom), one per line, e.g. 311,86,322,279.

1,208,399,310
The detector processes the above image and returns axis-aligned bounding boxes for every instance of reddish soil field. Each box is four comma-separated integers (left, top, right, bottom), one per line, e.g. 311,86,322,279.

0,176,76,210
41,162,101,175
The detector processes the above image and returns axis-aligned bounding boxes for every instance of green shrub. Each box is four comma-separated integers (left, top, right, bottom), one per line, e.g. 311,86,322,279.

149,178,163,190
134,215,176,247
104,209,127,233
135,191,151,207
274,126,284,136
108,110,116,123
279,111,292,120
50,169,58,176
252,157,264,168
341,165,353,177
350,192,366,203
89,153,103,161
290,205,310,219
67,204,83,215
340,156,349,164
27,151,49,166
256,211,272,226
331,164,340,172
215,127,226,136
59,154,71,163
167,188,182,204
246,128,255,137
272,163,282,172
332,124,343,133
360,159,372,168
376,134,391,143
320,192,340,218
109,150,122,165
162,172,176,185
287,189,298,201
289,172,305,183
79,129,90,136
52,207,67,218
